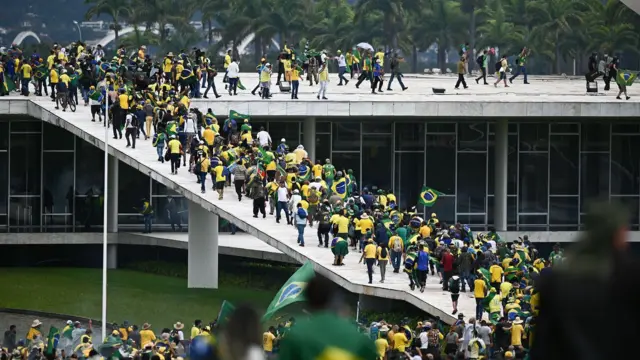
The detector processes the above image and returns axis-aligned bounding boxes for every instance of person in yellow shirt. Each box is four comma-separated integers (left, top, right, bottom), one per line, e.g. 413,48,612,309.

359,239,377,284
213,164,226,200
510,317,525,347
241,129,253,145
167,135,182,174
376,242,390,283
419,223,432,238
358,213,374,251
198,156,210,194
391,327,408,352
139,323,156,347
190,320,202,340
290,64,301,99
263,326,277,355
317,60,329,100
19,62,32,96
474,277,487,320
336,212,350,239
312,161,323,179
26,320,42,344
374,333,388,360
489,261,504,290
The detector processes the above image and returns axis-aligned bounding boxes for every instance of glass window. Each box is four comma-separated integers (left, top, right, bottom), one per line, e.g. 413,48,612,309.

549,135,579,195
487,195,517,227
519,153,548,213
519,214,547,225
458,123,487,152
426,134,456,195
613,197,640,230
331,152,360,190
0,122,7,150
362,121,392,134
488,122,518,134
251,121,268,135
11,121,41,133
152,180,181,196
118,214,144,225
43,152,74,214
362,135,392,191
316,133,330,163
153,196,187,226
395,153,424,211
118,162,151,213
612,123,640,134
580,153,609,211
332,122,360,151
549,197,578,225
581,122,609,151
611,136,640,195
317,122,331,133
74,195,103,230
75,138,104,194
395,123,424,151
488,135,517,196
10,133,41,196
428,195,455,225
519,123,548,151
269,121,301,148
550,123,578,133
9,197,41,229
456,214,485,226
0,152,7,214
42,215,73,233
427,123,455,133
457,152,486,213
43,123,74,150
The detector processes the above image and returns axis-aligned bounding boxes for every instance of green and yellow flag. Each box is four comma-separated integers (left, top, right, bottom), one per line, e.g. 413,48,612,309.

217,300,236,327
617,70,638,87
418,186,444,207
229,110,250,122
45,326,60,356
262,262,315,322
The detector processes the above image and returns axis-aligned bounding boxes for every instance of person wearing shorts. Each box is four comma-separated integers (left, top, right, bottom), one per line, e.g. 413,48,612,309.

449,274,461,315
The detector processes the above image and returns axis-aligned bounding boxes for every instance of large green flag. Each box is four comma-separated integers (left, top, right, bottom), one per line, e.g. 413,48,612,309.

229,110,250,122
262,262,315,322
616,70,638,87
217,300,236,327
477,268,491,289
62,325,74,340
418,186,444,207
45,326,60,356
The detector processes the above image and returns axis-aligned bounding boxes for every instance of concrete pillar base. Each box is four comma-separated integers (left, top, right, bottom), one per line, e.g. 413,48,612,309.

107,243,118,269
303,117,316,162
187,200,219,288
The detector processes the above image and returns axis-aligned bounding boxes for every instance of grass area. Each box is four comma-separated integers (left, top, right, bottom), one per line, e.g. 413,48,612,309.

0,268,276,328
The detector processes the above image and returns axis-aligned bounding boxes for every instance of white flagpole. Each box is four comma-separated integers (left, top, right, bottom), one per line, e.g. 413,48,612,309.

356,301,360,323
102,87,109,340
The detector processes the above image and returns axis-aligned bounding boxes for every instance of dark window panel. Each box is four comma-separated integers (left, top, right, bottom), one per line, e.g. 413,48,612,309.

549,135,579,195
612,123,640,134
11,121,41,133
331,152,360,190
458,123,487,152
457,152,486,213
317,122,331,133
118,162,150,213
152,180,181,196
118,214,144,225
519,152,548,213
519,123,548,151
362,121,392,134
43,152,74,214
75,138,104,194
0,122,7,150
395,123,424,151
549,197,579,225
580,153,609,211
362,135,392,191
426,134,456,195
268,121,301,149
488,134,517,196
74,195,103,230
488,122,518,134
427,123,455,133
612,197,639,230
152,196,188,226
611,135,640,195
9,197,41,229
427,195,455,226
395,152,424,211
456,214,486,226
0,152,7,214
10,133,41,196
519,214,547,225
316,134,330,164
581,122,609,151
332,122,360,151
42,215,73,233
550,123,578,133
487,196,517,226
43,122,74,150
549,225,580,231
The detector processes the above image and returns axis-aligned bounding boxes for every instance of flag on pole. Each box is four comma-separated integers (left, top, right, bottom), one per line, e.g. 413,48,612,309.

45,326,60,356
217,300,236,327
229,110,250,122
418,186,444,207
262,262,315,322
477,268,491,289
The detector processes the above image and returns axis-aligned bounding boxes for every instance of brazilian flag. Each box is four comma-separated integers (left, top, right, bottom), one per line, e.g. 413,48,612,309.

617,70,638,87
45,326,60,356
418,186,444,207
229,110,250,122
331,177,348,199
2,73,16,93
217,300,236,327
34,64,49,81
180,68,197,85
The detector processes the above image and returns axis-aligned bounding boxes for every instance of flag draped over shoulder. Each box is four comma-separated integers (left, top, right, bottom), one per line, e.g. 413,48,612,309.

3,74,16,93
34,64,49,81
45,326,60,356
477,268,491,289
331,177,348,199
617,70,638,87
418,186,444,207
262,261,315,322
258,147,274,164
229,110,250,122
217,300,236,327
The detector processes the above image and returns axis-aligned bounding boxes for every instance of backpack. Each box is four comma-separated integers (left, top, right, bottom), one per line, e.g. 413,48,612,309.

495,60,502,72
427,330,440,348
380,246,388,259
476,55,484,66
308,188,319,204
131,115,139,127
450,277,460,293
392,237,403,252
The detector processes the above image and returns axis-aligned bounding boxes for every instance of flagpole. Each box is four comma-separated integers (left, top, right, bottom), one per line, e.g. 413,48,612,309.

102,87,109,341
356,301,360,323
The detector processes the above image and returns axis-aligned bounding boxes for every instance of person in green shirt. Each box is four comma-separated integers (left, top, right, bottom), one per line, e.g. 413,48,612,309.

475,49,489,85
278,276,377,360
322,158,336,188
509,47,530,84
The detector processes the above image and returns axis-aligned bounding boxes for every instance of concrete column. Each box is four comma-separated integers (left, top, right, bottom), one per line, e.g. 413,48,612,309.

303,117,316,162
107,243,118,269
107,155,119,233
494,119,508,232
188,200,219,288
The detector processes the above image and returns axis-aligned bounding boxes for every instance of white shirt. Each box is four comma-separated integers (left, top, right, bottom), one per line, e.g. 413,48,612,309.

125,114,135,128
418,331,429,349
487,240,497,252
90,98,101,106
184,116,197,134
277,187,289,202
309,181,322,191
256,131,272,147
177,330,184,341
337,54,346,67
227,61,240,78
289,194,301,211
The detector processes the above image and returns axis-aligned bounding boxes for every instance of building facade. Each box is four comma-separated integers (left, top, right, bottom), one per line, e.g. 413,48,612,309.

0,117,628,233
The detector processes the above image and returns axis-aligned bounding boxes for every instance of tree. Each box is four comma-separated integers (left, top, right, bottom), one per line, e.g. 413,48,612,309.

85,0,132,47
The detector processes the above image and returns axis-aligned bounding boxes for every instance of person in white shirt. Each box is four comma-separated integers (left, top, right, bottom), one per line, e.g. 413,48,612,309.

288,189,302,217
335,50,349,86
227,59,240,95
125,113,137,149
184,113,198,148
256,127,272,148
276,182,291,224
309,177,323,192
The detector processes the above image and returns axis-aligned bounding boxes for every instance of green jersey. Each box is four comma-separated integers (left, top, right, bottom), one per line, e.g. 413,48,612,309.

323,164,336,180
